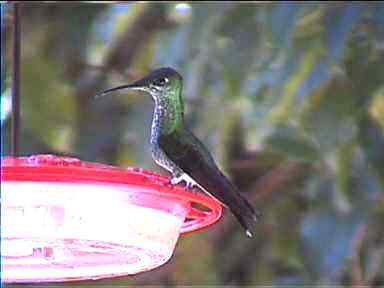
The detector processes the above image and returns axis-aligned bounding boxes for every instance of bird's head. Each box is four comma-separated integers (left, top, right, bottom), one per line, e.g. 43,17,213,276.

97,67,182,102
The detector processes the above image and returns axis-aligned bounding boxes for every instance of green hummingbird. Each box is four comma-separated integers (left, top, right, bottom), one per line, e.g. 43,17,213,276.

98,67,260,237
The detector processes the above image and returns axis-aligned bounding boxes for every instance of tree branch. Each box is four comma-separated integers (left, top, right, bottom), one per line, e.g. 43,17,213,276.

350,223,366,288
105,4,169,73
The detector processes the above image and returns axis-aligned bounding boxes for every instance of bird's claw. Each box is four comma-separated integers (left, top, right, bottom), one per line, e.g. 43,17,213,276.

185,180,194,190
170,174,184,185
170,173,198,193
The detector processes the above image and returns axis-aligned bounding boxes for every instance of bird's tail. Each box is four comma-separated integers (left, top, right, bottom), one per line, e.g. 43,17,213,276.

227,188,260,237
201,170,261,237
184,162,261,237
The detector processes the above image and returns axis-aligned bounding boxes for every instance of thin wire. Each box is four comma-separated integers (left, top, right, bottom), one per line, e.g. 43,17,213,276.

11,2,20,156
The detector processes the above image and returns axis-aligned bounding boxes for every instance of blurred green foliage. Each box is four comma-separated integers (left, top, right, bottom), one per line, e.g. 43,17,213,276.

2,2,384,286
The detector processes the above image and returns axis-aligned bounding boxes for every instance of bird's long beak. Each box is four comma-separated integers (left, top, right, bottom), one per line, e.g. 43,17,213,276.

95,78,147,98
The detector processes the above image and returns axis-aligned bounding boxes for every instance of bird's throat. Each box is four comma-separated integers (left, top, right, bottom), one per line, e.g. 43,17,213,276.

151,89,184,136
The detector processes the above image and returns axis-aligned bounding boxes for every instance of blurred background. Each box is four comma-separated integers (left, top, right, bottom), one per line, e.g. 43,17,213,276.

2,2,384,286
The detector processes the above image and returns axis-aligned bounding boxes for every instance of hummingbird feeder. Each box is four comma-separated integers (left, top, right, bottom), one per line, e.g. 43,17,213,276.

1,154,223,283
1,3,222,283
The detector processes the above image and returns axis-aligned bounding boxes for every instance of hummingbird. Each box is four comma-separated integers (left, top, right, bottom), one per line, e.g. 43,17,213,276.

97,67,260,237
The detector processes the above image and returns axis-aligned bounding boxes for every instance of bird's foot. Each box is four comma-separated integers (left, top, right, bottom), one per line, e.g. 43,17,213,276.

170,173,184,185
170,173,199,193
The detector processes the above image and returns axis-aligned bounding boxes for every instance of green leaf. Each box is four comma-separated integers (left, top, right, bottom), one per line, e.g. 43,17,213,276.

264,125,319,162
300,76,358,153
358,115,384,185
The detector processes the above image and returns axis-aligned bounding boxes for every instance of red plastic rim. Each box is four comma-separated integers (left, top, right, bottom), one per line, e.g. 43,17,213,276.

1,154,222,234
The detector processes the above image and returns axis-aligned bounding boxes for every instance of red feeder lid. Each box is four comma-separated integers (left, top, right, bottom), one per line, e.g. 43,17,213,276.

1,154,222,283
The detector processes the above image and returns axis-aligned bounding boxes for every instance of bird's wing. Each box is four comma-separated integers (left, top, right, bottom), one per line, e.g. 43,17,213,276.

159,129,258,235
158,129,222,190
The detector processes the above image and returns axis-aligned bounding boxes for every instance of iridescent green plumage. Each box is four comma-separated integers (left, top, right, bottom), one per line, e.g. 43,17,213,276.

98,67,260,237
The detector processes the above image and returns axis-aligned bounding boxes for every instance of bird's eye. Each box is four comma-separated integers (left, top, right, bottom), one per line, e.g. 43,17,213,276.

153,77,167,87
